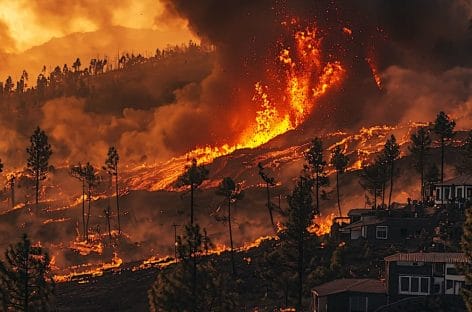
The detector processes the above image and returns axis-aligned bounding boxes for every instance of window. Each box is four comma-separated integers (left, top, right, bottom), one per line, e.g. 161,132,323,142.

445,188,450,199
467,188,472,199
446,267,458,275
433,263,444,275
349,296,367,312
398,276,430,295
457,188,463,198
446,280,453,290
436,188,441,200
376,226,388,239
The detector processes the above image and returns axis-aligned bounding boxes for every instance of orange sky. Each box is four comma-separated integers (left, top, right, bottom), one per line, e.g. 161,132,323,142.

0,0,192,53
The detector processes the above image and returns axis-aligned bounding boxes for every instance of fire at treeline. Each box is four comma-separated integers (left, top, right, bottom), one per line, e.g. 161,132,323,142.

0,109,472,311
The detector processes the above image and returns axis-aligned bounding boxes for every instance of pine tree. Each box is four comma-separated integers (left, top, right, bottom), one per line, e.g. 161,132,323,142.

285,175,316,310
26,127,52,212
70,163,87,240
257,162,277,228
216,177,244,276
177,159,209,225
305,138,329,215
104,147,121,234
383,135,400,208
433,111,456,204
409,127,432,201
84,163,100,241
148,224,239,311
330,146,349,217
359,158,388,209
0,234,55,311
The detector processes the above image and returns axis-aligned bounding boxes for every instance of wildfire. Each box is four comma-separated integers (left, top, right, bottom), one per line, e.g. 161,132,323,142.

365,56,382,90
53,252,122,283
308,213,335,236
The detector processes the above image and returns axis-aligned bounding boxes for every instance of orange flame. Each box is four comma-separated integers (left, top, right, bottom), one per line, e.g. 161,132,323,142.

308,213,335,236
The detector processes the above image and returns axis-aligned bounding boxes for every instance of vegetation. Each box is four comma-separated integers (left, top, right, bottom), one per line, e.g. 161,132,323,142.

70,163,87,240
330,145,349,216
26,127,52,211
305,137,329,215
177,159,209,225
84,162,100,241
215,177,244,276
104,146,121,234
383,135,400,208
409,127,432,201
0,234,54,311
257,162,278,229
148,224,238,311
433,111,456,204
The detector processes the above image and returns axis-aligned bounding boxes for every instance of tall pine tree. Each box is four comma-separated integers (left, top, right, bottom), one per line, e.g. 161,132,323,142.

409,127,432,202
26,127,52,212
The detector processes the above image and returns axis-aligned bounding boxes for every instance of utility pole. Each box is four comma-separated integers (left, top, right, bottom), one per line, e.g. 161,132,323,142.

172,223,181,259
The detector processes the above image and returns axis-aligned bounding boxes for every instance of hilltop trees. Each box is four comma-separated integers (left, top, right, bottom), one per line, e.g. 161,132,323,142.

330,146,349,217
257,162,277,228
433,112,456,203
0,234,55,311
216,177,244,275
305,138,329,215
177,158,209,225
104,147,121,234
409,127,432,202
360,157,388,208
26,127,52,211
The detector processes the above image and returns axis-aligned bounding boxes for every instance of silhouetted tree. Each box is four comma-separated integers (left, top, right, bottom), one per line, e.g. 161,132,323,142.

26,127,52,211
285,175,315,310
360,158,388,209
0,234,54,311
177,159,209,225
305,138,329,215
70,164,87,240
104,147,121,234
258,162,277,228
148,224,239,311
72,58,81,72
330,146,349,217
409,127,432,201
433,111,456,204
4,76,13,94
383,135,400,208
216,177,243,276
84,163,100,241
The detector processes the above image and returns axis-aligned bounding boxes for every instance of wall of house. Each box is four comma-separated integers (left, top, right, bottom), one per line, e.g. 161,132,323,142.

365,218,430,244
387,261,433,301
325,292,387,312
434,184,472,204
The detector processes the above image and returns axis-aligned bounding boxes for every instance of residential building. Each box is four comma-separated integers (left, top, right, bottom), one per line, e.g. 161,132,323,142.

311,278,387,312
384,252,468,302
434,175,472,206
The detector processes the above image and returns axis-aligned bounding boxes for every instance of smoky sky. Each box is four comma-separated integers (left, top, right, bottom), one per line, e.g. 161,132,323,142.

163,0,472,129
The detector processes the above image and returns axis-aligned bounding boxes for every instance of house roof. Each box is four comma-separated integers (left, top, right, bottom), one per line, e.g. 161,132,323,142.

436,175,472,186
347,209,374,216
341,216,384,230
312,279,386,297
384,252,469,263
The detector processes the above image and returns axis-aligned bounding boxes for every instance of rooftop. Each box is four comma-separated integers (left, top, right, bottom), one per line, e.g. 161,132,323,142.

385,252,469,263
437,175,472,186
312,278,386,297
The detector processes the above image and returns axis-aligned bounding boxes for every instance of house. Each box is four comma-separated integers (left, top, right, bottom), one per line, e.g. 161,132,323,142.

311,278,387,312
339,214,430,244
434,175,472,206
384,252,468,302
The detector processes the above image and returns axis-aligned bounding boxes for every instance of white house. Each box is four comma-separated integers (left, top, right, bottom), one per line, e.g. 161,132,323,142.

434,175,472,205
